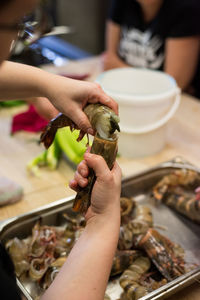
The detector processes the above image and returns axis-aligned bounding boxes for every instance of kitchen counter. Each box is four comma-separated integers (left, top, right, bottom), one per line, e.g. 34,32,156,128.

0,56,200,299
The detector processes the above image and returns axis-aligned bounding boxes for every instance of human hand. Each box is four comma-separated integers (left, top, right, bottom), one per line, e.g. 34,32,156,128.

69,152,122,221
42,74,118,135
101,51,129,71
26,97,58,121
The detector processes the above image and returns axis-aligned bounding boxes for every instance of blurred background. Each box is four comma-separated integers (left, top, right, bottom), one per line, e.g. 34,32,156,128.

10,0,111,67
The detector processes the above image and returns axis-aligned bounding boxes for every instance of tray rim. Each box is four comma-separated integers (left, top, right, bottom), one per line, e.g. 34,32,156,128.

1,155,199,229
1,155,200,300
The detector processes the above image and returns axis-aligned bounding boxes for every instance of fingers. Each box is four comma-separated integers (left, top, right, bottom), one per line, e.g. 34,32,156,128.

70,154,121,192
88,83,119,115
84,153,122,182
69,160,89,191
84,152,111,180
96,85,119,115
69,153,110,192
74,170,88,187
70,108,94,135
77,160,89,177
69,179,78,191
66,81,118,134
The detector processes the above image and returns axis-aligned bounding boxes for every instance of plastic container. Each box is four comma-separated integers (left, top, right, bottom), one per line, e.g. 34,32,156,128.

118,91,180,158
96,68,181,158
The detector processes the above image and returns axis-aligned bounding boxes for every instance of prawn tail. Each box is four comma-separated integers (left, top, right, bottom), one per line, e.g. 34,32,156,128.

40,125,58,149
73,170,95,213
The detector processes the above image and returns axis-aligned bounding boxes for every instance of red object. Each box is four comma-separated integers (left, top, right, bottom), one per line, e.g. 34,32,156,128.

59,73,89,80
11,105,48,134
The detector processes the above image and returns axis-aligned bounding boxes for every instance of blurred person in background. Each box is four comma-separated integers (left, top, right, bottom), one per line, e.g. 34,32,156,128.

0,1,121,300
102,0,200,98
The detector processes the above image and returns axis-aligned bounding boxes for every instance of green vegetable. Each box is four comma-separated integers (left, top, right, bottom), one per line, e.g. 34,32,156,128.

56,127,88,165
46,138,62,170
0,100,25,107
27,150,48,176
27,127,90,175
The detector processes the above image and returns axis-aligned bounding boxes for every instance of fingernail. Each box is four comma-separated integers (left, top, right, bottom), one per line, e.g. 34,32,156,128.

87,128,94,135
84,152,92,159
86,147,91,153
80,178,87,186
68,179,74,186
80,169,87,176
105,98,110,103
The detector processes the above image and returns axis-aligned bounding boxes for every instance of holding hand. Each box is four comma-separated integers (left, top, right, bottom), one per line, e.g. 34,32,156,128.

43,74,119,135
0,62,118,137
43,152,121,300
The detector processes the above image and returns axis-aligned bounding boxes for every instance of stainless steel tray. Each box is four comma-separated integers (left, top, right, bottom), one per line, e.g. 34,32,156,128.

1,156,200,300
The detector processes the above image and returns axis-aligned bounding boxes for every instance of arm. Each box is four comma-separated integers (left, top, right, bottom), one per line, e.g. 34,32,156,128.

41,154,122,300
26,97,58,121
0,61,118,133
103,20,130,70
164,36,200,91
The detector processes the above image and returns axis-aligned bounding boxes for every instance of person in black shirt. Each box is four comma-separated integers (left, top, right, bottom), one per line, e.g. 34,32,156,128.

103,0,200,97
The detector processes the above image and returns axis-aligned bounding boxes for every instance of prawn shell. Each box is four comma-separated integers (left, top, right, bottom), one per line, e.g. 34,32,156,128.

165,190,200,223
73,135,118,214
84,104,120,137
119,256,151,299
40,113,75,149
29,258,51,281
138,228,185,281
111,250,141,276
104,294,111,300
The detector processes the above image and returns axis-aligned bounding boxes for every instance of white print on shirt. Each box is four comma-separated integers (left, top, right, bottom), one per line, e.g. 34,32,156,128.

118,27,164,69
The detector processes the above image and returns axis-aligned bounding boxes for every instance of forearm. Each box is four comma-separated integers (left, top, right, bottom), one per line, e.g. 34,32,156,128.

0,61,43,100
42,210,120,300
164,37,200,90
0,60,65,101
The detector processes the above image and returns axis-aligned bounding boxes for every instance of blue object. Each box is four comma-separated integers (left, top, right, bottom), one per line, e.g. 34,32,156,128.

37,36,91,59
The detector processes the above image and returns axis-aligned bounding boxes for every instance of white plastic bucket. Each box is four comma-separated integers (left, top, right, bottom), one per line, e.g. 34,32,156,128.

118,93,180,158
96,68,181,158
96,68,180,130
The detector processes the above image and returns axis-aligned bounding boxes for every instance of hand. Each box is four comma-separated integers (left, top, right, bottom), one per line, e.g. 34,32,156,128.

26,97,58,121
43,74,118,135
69,152,122,221
101,51,129,71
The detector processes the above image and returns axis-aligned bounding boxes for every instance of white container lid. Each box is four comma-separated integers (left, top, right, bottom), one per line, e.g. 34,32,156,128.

96,68,178,105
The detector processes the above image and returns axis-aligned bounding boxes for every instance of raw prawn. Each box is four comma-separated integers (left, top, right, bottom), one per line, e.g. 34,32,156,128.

152,169,200,223
138,228,185,281
152,169,200,202
40,104,120,214
120,197,136,224
119,256,151,300
118,205,153,250
111,250,142,276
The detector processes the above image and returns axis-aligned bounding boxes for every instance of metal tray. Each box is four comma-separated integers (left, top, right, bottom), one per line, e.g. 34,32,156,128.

1,157,200,300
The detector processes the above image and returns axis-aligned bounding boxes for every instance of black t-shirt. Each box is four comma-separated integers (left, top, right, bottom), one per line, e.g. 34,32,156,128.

109,0,200,96
0,242,21,300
